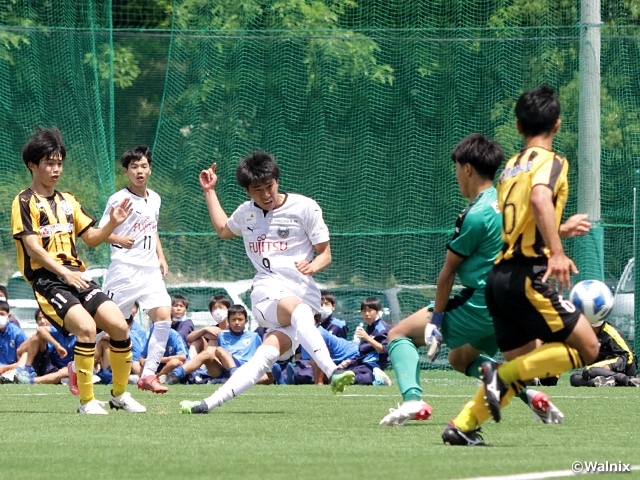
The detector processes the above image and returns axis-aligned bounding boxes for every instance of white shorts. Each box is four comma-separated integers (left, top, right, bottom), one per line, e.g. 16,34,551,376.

102,262,171,318
251,285,300,361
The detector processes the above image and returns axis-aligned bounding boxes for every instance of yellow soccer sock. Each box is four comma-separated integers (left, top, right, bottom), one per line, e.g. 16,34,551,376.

109,338,132,397
74,342,96,404
454,383,520,431
497,360,521,385
516,343,583,382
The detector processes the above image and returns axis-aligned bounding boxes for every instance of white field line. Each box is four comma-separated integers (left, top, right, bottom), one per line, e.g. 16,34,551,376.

457,465,640,480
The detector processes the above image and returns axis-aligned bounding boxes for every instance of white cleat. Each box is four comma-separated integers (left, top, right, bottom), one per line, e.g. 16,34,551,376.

109,391,147,413
526,389,564,424
373,367,393,386
379,400,433,426
78,399,109,415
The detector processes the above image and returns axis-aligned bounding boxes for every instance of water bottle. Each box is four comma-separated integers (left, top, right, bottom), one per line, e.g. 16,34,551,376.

352,322,364,346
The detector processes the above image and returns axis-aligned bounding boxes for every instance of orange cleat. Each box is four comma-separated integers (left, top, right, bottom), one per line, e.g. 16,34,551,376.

137,375,168,394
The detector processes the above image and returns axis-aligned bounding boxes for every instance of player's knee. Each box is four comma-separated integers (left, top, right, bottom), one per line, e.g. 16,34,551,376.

447,354,467,374
581,341,599,365
387,325,407,342
290,303,314,328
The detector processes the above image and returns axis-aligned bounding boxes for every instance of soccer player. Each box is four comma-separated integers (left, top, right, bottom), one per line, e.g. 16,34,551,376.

11,127,146,414
99,145,173,394
379,134,562,427
442,86,599,446
181,152,354,414
569,316,638,387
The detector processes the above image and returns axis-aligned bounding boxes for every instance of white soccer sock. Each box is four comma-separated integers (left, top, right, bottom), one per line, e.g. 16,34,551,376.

203,344,279,411
291,303,337,379
142,320,171,378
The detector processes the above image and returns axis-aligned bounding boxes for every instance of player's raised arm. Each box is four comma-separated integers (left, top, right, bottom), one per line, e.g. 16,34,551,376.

199,162,236,239
81,198,133,247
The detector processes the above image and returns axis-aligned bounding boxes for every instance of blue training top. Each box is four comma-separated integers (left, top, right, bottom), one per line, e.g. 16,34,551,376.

301,326,359,363
218,330,262,366
129,321,149,362
46,327,76,369
0,322,27,365
142,327,188,360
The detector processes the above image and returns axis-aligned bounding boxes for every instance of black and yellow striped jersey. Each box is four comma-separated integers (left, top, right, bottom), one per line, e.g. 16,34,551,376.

496,146,569,263
11,188,95,284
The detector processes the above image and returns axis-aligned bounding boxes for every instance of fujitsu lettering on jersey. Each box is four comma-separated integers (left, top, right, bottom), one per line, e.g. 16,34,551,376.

132,218,157,233
248,234,289,253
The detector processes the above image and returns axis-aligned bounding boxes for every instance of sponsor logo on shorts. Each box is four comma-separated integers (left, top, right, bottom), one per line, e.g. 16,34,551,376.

85,288,101,302
40,223,73,238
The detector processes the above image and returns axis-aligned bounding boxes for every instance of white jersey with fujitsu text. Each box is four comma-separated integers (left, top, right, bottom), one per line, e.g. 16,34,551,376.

227,193,330,307
99,188,161,267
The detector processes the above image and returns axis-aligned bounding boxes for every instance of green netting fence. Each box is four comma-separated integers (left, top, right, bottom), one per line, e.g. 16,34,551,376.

0,0,638,367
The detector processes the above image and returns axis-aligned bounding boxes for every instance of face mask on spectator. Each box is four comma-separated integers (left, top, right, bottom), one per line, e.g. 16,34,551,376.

319,306,333,320
0,315,8,328
211,309,228,324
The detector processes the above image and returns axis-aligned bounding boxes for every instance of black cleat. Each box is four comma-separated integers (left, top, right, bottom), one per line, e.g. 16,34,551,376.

442,421,489,446
481,361,508,423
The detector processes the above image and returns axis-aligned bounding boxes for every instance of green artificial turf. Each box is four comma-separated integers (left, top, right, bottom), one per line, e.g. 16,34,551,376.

0,371,638,480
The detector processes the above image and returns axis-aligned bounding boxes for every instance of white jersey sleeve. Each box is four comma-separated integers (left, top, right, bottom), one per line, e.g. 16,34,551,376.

102,188,162,267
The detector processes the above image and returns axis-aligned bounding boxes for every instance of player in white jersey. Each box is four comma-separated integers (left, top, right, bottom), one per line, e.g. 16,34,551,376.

99,146,172,394
181,152,355,414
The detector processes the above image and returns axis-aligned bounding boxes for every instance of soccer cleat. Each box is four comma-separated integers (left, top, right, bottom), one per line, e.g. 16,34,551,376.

481,361,507,423
14,370,35,384
526,389,564,424
67,362,79,396
628,377,640,387
1,369,17,384
372,367,393,386
330,369,355,394
137,375,168,394
442,421,489,446
163,372,182,385
180,400,210,414
78,399,109,415
109,391,147,413
379,400,433,426
592,376,615,387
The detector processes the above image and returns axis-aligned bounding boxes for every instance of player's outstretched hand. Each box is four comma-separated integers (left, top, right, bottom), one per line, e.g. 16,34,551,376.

295,260,315,276
199,163,218,192
425,324,442,362
111,198,133,226
559,214,591,238
542,252,578,292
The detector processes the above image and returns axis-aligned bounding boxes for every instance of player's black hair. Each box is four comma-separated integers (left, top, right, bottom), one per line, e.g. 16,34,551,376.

361,296,382,312
0,285,8,301
208,294,231,312
171,294,189,310
34,308,44,321
451,133,504,181
227,304,247,320
22,127,66,169
236,151,281,189
514,85,561,137
0,301,10,314
320,290,336,307
121,145,152,169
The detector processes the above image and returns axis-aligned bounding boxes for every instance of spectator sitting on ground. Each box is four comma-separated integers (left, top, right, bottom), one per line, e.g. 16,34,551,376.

570,316,639,387
186,294,231,357
162,305,270,385
337,297,392,386
15,309,75,385
127,302,149,382
171,294,194,343
0,301,28,381
0,285,21,327
137,325,188,380
318,290,348,339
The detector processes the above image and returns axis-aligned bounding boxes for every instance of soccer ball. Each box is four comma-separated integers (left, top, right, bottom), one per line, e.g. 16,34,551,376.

569,280,614,326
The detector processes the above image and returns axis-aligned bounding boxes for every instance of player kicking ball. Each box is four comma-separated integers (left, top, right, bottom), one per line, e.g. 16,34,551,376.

379,134,563,428
11,127,145,414
96,145,174,394
181,152,354,414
